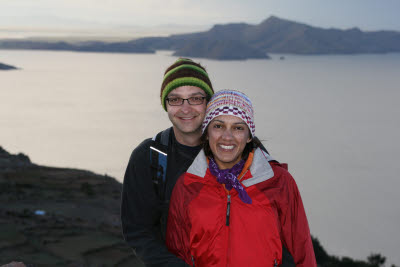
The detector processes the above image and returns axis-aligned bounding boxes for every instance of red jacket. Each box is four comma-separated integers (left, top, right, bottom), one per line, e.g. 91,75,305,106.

166,148,317,267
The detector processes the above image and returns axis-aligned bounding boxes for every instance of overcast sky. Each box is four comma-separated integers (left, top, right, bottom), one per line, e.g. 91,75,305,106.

1,0,400,35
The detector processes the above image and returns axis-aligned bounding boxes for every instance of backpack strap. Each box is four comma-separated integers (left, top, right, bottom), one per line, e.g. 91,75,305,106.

150,128,171,201
160,128,170,146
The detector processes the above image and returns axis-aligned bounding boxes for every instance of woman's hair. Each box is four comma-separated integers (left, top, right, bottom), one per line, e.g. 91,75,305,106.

201,125,262,160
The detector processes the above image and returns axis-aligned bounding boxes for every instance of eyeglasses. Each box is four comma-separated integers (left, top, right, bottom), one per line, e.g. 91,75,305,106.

166,96,206,106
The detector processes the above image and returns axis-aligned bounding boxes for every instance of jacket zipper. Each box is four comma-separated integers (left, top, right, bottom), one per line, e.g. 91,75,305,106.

226,169,247,266
226,193,231,267
226,194,231,226
225,169,247,227
191,255,195,267
274,259,278,267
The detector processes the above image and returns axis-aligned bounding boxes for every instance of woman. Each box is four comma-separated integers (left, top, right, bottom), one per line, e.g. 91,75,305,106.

166,90,317,267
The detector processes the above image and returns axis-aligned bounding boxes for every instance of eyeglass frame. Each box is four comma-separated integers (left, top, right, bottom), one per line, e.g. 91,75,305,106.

165,96,207,106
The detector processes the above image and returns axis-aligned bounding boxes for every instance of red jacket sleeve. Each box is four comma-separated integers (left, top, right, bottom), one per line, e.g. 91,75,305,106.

166,176,193,265
279,170,317,267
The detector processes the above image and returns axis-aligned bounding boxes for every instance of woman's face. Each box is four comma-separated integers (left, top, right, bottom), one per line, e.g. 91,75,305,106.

207,115,252,170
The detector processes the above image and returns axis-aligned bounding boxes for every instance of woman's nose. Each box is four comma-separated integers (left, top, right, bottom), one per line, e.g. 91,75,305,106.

221,128,233,140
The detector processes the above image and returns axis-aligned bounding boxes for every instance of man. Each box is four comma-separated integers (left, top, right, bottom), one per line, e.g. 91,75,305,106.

121,58,214,266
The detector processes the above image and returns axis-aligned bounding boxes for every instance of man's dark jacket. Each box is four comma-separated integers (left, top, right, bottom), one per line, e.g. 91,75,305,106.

121,129,198,267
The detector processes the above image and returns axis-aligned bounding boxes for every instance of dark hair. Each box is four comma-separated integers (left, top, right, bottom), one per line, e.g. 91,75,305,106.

201,125,261,161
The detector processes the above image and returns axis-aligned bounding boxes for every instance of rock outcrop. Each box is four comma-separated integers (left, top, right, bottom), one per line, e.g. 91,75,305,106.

0,62,17,70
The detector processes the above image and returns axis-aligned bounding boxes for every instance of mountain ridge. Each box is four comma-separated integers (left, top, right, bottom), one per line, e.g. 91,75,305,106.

1,16,400,60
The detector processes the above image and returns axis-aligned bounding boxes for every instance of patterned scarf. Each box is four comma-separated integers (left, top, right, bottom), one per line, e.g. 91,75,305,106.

209,157,252,204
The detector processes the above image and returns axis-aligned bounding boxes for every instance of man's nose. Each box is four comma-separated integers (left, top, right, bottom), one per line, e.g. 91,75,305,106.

180,99,192,113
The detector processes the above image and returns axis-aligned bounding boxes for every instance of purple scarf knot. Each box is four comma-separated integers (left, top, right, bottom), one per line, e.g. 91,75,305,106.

209,158,252,204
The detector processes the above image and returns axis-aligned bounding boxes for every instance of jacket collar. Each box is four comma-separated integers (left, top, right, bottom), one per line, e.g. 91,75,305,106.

187,148,275,187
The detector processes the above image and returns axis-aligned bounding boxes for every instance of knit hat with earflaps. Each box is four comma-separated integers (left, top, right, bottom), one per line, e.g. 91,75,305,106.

160,58,214,111
202,90,255,137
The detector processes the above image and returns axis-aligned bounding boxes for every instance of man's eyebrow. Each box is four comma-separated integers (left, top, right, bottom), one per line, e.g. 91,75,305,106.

167,93,180,97
168,92,205,97
189,92,205,96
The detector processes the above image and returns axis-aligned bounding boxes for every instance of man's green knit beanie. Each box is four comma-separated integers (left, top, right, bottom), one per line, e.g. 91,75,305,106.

160,58,214,111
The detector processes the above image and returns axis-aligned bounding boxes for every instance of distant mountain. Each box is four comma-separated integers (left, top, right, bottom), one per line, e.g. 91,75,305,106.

0,40,152,53
173,39,270,60
247,16,400,54
138,16,400,56
0,62,17,70
1,16,400,60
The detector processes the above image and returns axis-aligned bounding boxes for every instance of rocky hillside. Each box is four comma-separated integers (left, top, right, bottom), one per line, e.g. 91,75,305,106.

0,147,143,266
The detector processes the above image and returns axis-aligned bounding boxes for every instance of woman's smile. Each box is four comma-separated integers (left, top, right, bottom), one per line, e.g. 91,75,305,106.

207,115,251,170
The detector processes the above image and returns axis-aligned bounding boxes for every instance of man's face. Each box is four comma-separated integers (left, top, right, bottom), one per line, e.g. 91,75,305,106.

166,86,207,141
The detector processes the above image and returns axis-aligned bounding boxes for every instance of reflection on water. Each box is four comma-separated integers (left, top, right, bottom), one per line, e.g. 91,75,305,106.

1,50,400,265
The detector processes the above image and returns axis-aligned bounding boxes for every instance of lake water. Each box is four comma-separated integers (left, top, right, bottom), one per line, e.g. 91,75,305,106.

1,50,400,265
